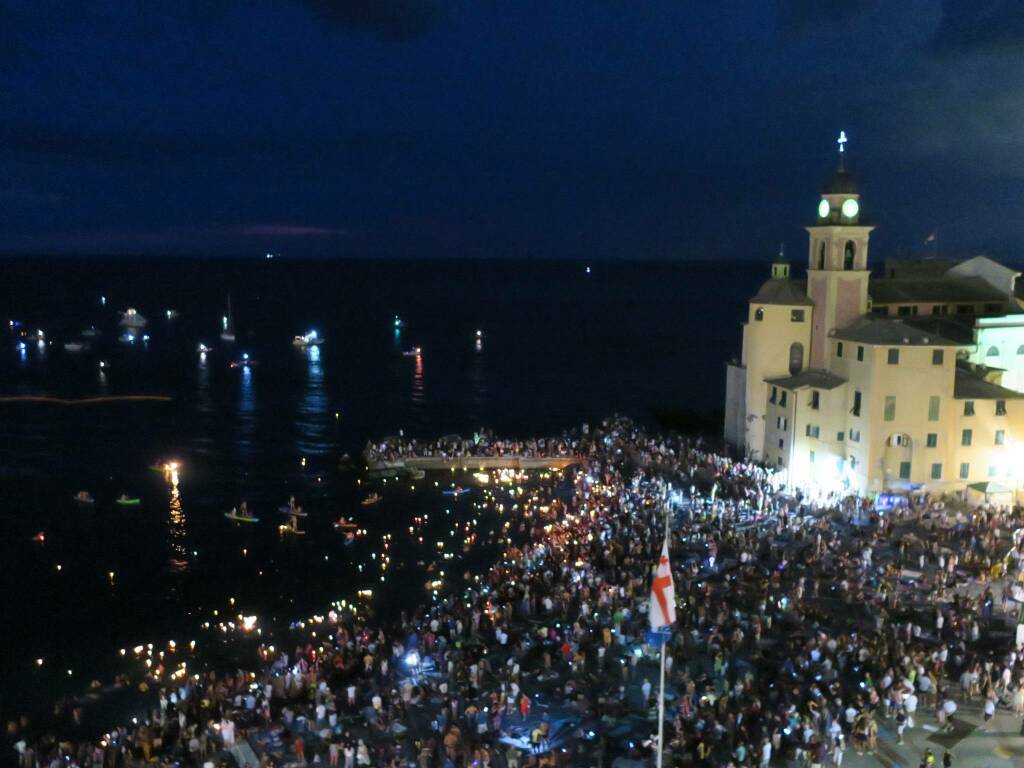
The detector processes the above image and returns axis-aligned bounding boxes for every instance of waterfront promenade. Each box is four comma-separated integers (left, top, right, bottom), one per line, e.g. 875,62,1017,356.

367,456,579,472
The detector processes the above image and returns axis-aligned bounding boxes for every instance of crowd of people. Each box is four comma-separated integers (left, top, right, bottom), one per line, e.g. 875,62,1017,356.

364,432,580,464
11,417,1024,768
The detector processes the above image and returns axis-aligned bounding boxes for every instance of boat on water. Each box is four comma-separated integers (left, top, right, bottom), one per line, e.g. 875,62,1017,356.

116,495,141,506
220,295,236,342
393,316,405,329
119,308,148,329
402,347,422,357
292,330,324,348
63,341,87,353
81,326,101,338
165,309,180,320
73,491,95,505
441,486,470,497
229,353,254,368
225,510,260,523
118,332,138,344
197,342,211,354
26,329,46,343
277,505,308,517
278,524,305,536
361,492,382,506
334,516,359,530
407,468,426,480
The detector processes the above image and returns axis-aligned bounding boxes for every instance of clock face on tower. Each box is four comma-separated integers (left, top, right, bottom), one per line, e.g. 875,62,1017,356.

842,198,859,218
818,199,829,218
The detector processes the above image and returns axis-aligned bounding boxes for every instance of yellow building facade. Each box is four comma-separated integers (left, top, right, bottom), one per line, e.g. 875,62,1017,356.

724,150,1024,501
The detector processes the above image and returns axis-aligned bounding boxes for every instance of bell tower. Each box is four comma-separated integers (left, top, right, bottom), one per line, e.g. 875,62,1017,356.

805,131,874,368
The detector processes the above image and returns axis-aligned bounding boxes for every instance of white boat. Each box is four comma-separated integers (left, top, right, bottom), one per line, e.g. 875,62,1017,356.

197,342,211,354
119,308,148,329
165,309,180,320
292,330,324,348
402,347,422,357
220,295,236,342
26,329,46,342
63,341,87,353
118,331,138,344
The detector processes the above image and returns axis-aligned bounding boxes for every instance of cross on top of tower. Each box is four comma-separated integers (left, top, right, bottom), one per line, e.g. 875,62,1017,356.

836,130,848,171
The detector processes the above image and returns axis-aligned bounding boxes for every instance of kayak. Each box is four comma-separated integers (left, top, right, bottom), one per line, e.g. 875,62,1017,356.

334,522,358,531
278,525,305,536
441,488,470,497
361,495,382,506
73,493,95,505
277,506,308,517
116,497,141,506
225,512,260,523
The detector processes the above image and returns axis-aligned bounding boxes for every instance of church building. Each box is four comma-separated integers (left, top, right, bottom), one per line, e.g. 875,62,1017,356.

724,135,1024,502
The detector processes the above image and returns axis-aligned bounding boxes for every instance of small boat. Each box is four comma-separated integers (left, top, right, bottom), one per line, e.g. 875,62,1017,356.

73,491,95,505
441,487,470,497
292,330,324,348
277,505,308,517
393,316,405,329
278,524,305,536
220,295,236,343
197,343,211,354
165,309,180,320
31,531,46,543
407,468,426,481
334,517,359,530
118,308,148,329
225,511,260,523
63,342,87,353
118,332,138,344
402,347,422,357
229,353,255,368
361,493,382,506
115,495,141,506
81,326,101,338
26,329,46,342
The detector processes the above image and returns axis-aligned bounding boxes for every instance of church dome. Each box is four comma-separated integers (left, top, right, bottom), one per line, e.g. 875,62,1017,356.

823,168,857,195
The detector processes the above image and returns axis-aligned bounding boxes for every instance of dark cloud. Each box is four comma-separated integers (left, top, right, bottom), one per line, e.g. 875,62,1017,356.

776,0,877,34
929,0,1024,57
295,0,443,41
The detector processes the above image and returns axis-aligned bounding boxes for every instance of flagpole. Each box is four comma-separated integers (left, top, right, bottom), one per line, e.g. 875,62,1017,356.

656,494,671,768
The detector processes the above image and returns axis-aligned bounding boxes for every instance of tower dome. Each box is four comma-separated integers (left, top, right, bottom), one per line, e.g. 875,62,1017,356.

823,168,857,195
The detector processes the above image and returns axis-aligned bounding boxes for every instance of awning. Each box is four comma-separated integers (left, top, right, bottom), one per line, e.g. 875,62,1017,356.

968,481,1013,494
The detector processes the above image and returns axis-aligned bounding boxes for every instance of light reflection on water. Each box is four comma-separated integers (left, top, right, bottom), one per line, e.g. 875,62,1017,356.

296,345,332,455
411,354,425,406
166,478,189,574
237,365,255,458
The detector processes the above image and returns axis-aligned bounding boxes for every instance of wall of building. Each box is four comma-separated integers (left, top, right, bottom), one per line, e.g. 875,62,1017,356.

972,319,1024,393
740,302,811,459
724,363,746,447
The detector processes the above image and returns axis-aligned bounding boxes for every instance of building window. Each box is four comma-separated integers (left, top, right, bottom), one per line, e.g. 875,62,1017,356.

818,242,825,270
780,391,787,407
989,465,998,478
996,429,1006,445
887,349,900,365
769,386,777,404
932,349,944,365
964,400,975,416
778,457,784,467
837,431,845,442
856,345,864,362
779,439,784,450
789,342,803,375
899,462,911,480
836,342,844,358
804,424,820,438
928,396,940,422
1018,344,1024,355
810,391,820,410
852,391,862,417
961,429,973,446
754,307,764,321
987,345,1000,357
996,400,1007,416
932,305,948,315
809,450,816,464
959,462,970,480
849,430,860,442
791,309,805,322
884,396,896,422
926,433,938,448
897,305,918,316
930,463,942,480
844,241,855,270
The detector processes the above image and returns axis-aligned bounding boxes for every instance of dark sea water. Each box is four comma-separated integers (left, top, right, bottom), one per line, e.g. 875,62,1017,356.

0,257,764,726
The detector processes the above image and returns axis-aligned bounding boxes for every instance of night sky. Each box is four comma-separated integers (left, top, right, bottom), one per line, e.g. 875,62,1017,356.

1,0,1023,261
